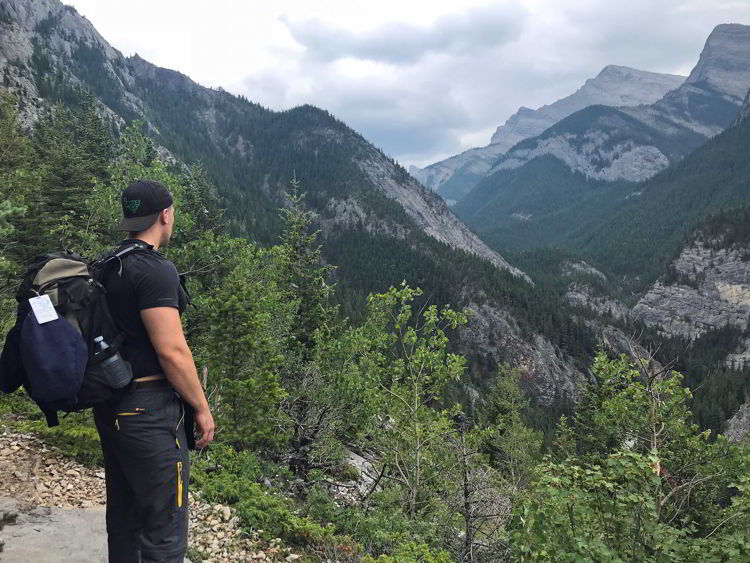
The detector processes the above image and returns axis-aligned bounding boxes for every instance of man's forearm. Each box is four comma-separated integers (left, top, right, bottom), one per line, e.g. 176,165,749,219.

158,348,209,412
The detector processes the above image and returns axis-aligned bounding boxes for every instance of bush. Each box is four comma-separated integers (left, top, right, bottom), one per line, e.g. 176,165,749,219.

191,446,355,552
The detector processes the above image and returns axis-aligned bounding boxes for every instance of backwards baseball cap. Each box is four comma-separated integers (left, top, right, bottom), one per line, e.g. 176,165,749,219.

117,179,174,232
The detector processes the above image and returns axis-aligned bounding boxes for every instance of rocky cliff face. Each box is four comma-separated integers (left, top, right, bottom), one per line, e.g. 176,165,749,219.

411,66,684,200
633,242,750,342
726,402,750,443
459,303,586,406
685,23,750,102
357,153,529,280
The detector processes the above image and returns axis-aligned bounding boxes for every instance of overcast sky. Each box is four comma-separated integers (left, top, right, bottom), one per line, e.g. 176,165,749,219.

66,0,750,168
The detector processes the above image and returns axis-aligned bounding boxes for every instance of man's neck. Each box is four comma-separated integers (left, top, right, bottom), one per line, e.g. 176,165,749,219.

125,233,160,250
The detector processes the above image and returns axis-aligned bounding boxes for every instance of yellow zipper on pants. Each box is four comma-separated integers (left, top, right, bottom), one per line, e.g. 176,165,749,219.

177,461,184,507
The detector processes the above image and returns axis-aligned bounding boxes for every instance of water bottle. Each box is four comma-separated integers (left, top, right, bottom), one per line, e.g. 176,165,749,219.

94,336,133,388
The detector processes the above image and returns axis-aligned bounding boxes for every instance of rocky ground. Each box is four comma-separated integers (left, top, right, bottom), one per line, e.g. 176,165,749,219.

0,430,301,562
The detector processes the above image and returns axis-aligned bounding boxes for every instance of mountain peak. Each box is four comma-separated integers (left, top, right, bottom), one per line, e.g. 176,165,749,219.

413,64,684,198
596,64,645,77
686,23,750,99
485,65,684,147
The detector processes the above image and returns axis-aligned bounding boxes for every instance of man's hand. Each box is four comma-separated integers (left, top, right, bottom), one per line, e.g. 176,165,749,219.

194,407,215,449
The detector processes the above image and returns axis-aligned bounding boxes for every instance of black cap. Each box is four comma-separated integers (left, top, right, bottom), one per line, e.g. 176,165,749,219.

117,179,174,232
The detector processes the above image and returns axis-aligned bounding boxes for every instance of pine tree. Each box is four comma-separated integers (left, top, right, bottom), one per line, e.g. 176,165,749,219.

277,180,379,480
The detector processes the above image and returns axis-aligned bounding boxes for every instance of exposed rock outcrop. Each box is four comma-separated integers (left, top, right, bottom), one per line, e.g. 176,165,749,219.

633,242,750,341
725,401,750,443
566,283,630,320
459,303,587,406
736,89,750,125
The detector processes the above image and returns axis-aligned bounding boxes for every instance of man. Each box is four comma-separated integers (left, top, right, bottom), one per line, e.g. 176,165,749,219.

93,179,215,562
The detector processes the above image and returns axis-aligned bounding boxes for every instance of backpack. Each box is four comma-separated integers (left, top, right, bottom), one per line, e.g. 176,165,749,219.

0,242,149,426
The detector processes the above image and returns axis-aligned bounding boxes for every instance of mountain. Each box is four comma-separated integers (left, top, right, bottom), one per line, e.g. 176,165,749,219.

410,66,685,201
0,0,591,406
486,24,750,183
574,92,750,285
456,24,750,255
0,0,518,274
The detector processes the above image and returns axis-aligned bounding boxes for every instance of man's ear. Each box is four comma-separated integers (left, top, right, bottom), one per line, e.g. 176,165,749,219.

160,207,170,224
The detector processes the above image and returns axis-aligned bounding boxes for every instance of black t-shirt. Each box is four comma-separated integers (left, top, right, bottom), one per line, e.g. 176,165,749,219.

103,239,186,379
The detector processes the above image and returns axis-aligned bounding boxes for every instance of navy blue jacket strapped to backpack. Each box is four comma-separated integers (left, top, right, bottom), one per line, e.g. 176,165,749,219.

0,242,150,426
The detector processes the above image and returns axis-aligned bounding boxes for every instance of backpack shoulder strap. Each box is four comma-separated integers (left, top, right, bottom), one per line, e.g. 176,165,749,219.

93,241,152,280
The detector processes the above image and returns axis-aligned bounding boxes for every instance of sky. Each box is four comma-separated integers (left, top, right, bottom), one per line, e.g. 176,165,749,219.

65,0,750,168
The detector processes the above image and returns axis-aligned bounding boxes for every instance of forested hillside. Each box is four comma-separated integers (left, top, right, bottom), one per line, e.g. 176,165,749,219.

575,99,750,286
459,90,750,295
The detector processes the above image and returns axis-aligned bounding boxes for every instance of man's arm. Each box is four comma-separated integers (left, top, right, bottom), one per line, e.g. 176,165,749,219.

141,307,215,448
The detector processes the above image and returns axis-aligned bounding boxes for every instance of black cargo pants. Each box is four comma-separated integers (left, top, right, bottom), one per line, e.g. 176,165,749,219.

93,380,190,563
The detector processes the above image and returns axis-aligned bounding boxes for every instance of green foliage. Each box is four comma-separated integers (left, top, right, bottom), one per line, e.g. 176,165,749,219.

363,542,454,563
513,351,750,561
277,184,381,477
191,446,354,552
190,237,289,451
304,484,452,560
514,451,681,562
609,317,750,433
482,366,543,493
0,391,102,466
364,284,467,518
0,92,31,331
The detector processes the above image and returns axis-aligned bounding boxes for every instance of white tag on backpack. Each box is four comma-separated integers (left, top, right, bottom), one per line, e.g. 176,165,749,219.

29,294,58,324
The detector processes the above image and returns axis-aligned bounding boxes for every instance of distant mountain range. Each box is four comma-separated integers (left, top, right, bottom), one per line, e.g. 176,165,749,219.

410,65,685,202
453,24,750,258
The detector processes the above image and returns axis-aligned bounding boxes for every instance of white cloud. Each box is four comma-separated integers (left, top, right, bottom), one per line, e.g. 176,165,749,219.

66,0,750,168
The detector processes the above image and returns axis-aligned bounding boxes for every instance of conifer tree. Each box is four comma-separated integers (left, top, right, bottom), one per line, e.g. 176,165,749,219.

277,180,379,480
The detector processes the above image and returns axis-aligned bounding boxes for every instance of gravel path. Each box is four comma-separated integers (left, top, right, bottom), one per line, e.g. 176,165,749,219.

0,431,300,563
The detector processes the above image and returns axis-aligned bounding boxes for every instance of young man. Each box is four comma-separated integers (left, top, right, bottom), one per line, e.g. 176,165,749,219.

93,179,215,562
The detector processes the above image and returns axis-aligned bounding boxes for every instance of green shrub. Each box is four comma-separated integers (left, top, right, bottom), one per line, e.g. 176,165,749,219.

0,391,102,466
304,484,447,559
191,445,352,551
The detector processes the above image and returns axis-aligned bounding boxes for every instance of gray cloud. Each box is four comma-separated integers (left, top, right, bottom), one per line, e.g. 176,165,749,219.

281,3,528,64
236,1,750,167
